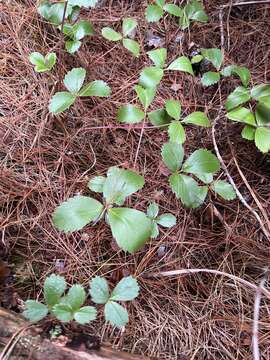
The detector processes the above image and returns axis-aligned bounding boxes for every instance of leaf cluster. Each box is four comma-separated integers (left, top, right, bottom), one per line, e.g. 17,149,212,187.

146,202,176,238
29,52,56,73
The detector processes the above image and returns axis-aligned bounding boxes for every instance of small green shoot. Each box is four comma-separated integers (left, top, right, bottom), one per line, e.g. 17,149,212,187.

29,52,56,73
147,202,176,238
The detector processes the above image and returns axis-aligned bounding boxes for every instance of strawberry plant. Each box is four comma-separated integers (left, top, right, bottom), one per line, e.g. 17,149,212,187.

102,18,140,58
29,52,56,73
161,142,236,208
53,167,152,253
49,67,111,114
146,202,176,238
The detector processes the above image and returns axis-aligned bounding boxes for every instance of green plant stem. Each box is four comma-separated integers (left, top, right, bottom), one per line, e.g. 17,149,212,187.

134,110,147,167
61,1,68,33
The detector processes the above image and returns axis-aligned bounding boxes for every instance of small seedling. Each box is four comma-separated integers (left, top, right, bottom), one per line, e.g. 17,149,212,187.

49,67,111,114
29,52,56,73
102,18,140,57
146,202,176,238
63,20,94,54
161,142,236,208
53,167,153,253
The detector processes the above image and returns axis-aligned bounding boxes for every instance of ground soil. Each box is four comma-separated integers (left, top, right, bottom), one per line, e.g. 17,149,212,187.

1,1,270,359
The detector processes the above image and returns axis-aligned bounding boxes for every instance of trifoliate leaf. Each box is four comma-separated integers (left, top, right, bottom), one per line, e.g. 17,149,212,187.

89,276,110,304
23,301,48,323
101,27,122,41
147,202,159,219
251,84,270,105
148,108,171,126
111,276,139,301
221,65,250,87
165,99,181,120
255,127,270,153
145,4,164,22
49,92,76,114
122,38,140,57
139,66,164,88
79,80,111,97
108,208,152,253
74,306,97,324
168,121,186,144
163,3,182,16
52,303,73,322
65,40,81,54
211,180,236,200
122,18,137,37
44,274,67,307
161,141,184,172
134,85,156,110
52,196,104,232
104,301,129,328
255,102,270,126
117,104,144,124
241,125,256,140
156,213,176,227
182,112,210,127
226,107,256,126
201,71,220,87
182,149,220,175
201,48,223,71
72,20,94,40
64,68,86,94
88,176,106,193
29,52,56,72
62,284,86,310
225,86,251,111
167,56,194,75
147,48,167,68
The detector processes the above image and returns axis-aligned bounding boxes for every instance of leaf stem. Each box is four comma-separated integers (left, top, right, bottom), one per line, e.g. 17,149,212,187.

61,1,68,33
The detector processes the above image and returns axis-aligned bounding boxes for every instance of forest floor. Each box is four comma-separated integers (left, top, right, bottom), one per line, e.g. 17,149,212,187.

1,1,270,359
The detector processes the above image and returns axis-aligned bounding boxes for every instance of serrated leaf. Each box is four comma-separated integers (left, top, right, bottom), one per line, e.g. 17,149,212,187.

117,104,144,124
182,112,210,127
255,127,270,153
23,300,48,323
88,176,106,193
134,85,156,110
157,213,176,227
150,222,159,238
182,149,220,175
44,274,67,307
108,208,152,253
49,92,76,114
145,4,164,22
226,107,256,126
89,276,110,304
255,102,270,126
163,3,182,16
148,108,171,126
74,306,97,324
105,301,129,328
241,125,256,140
102,27,122,41
225,86,251,111
111,276,139,301
201,71,220,87
72,20,94,40
147,202,159,219
68,0,98,7
79,80,111,97
221,65,250,87
52,196,104,232
168,121,186,144
64,68,86,94
161,141,184,172
139,66,164,88
65,40,81,54
147,48,167,68
165,99,181,120
167,56,194,75
201,48,223,70
191,54,203,64
211,180,236,200
123,38,140,57
62,284,86,310
122,18,137,37
52,303,73,322
251,84,270,105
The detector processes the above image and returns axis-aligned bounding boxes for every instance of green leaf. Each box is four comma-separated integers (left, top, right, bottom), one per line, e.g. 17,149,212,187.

168,121,186,144
49,92,76,114
79,80,111,97
62,284,86,310
74,306,97,324
29,52,56,72
134,85,156,110
139,66,164,88
185,0,208,22
165,99,181,120
225,86,251,111
151,222,159,238
255,102,270,126
211,180,236,200
111,276,139,301
148,108,171,126
201,48,223,70
68,0,99,7
191,54,203,64
108,208,152,253
221,65,250,87
65,40,81,54
117,104,144,124
163,3,182,16
161,141,184,172
38,2,73,25
104,301,129,328
195,173,213,184
156,0,165,6
64,68,86,94
201,71,220,87
44,274,66,307
122,38,140,57
89,276,110,304
167,56,194,75
122,18,137,37
52,303,73,322
178,11,190,30
251,84,270,105
145,4,164,22
156,213,176,227
182,112,210,127
23,300,48,323
88,176,106,193
226,107,256,126
147,48,167,68
147,202,159,219
255,127,270,153
45,53,57,69
241,125,256,140
52,196,104,232
169,173,208,208
72,20,94,40
102,27,122,41
182,149,220,175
